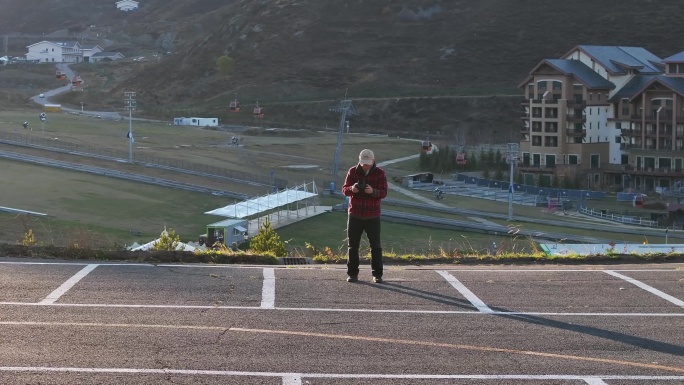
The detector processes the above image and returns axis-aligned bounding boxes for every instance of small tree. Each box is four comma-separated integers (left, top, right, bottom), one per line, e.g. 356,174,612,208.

151,228,183,251
249,219,288,257
216,55,235,75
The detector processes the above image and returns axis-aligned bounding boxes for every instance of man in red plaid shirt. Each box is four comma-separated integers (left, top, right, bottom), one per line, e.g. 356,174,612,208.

342,149,388,283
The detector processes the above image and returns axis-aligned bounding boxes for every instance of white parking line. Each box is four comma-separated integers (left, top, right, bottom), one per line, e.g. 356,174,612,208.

584,378,608,385
282,374,302,385
39,264,98,305
261,268,275,309
436,270,493,313
0,367,681,382
604,270,684,308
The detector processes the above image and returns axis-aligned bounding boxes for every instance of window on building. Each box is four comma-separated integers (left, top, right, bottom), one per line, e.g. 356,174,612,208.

590,154,600,168
589,93,593,101
545,154,556,167
533,154,541,166
615,136,621,144
538,81,547,90
552,81,562,90
616,122,622,130
522,153,530,165
532,136,542,146
568,155,579,164
621,154,629,165
528,84,534,98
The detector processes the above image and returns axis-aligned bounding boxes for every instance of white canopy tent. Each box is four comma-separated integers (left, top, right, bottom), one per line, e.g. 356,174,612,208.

206,182,318,218
129,239,198,252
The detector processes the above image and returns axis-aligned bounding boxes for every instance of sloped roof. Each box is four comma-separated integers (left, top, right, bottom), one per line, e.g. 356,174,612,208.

206,182,318,218
92,51,124,57
574,45,662,75
608,75,684,103
518,59,615,89
663,52,684,63
544,59,615,89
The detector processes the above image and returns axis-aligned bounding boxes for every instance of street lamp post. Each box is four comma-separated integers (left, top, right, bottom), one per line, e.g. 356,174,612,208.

124,91,136,163
505,143,519,221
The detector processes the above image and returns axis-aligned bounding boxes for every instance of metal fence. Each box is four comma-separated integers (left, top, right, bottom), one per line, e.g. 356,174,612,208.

578,206,658,227
454,173,607,200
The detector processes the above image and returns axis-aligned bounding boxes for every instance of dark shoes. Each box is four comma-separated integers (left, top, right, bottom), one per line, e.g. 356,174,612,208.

346,275,383,283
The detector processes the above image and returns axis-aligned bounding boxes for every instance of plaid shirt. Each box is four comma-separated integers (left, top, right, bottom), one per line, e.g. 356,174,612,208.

342,163,387,218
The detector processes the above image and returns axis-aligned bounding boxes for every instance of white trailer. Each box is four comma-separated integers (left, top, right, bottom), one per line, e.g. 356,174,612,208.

173,117,219,127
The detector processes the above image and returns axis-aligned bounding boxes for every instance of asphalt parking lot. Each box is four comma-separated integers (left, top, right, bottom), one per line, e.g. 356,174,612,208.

0,259,682,384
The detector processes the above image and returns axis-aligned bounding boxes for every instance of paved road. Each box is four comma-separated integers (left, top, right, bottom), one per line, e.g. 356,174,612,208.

32,64,123,121
1,259,682,384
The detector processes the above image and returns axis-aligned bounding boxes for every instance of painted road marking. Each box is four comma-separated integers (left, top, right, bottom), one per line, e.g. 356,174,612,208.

584,379,608,385
0,366,684,385
2,321,682,374
437,270,493,313
282,374,302,385
0,367,681,382
39,264,98,305
232,327,684,374
261,268,275,309
2,260,681,272
0,302,683,317
605,270,684,308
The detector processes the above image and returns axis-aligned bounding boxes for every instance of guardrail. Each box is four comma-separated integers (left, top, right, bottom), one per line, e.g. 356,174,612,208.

578,206,658,228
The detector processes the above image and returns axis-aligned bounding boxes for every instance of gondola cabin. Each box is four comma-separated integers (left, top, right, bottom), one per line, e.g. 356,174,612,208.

55,70,66,80
421,140,438,155
229,98,240,112
71,75,83,87
455,153,467,165
253,104,264,118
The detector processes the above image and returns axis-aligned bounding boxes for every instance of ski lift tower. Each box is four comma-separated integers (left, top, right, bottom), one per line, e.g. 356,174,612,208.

329,95,358,193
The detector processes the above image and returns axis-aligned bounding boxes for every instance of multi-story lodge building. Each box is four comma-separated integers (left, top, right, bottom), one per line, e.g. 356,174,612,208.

519,45,684,192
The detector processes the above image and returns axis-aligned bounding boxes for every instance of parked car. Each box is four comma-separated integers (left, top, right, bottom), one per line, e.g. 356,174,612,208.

39,93,44,98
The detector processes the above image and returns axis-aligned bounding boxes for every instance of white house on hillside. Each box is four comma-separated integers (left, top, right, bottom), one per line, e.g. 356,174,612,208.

90,52,125,62
26,41,82,63
81,44,103,62
116,0,139,11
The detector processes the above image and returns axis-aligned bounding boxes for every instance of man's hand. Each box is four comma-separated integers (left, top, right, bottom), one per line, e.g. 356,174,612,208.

364,185,373,195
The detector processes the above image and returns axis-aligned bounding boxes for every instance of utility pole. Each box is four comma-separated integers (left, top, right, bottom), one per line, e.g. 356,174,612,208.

124,91,136,163
506,142,519,221
329,92,358,193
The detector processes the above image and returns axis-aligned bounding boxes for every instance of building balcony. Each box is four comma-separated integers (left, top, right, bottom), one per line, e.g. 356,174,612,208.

620,129,642,137
566,100,586,108
518,163,556,172
530,99,558,105
602,163,684,177
566,128,586,137
566,114,586,123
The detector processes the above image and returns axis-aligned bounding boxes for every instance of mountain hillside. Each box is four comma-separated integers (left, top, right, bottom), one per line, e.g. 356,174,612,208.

2,0,684,143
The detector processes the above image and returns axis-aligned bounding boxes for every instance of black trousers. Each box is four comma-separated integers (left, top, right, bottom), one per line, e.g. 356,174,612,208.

347,216,383,278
